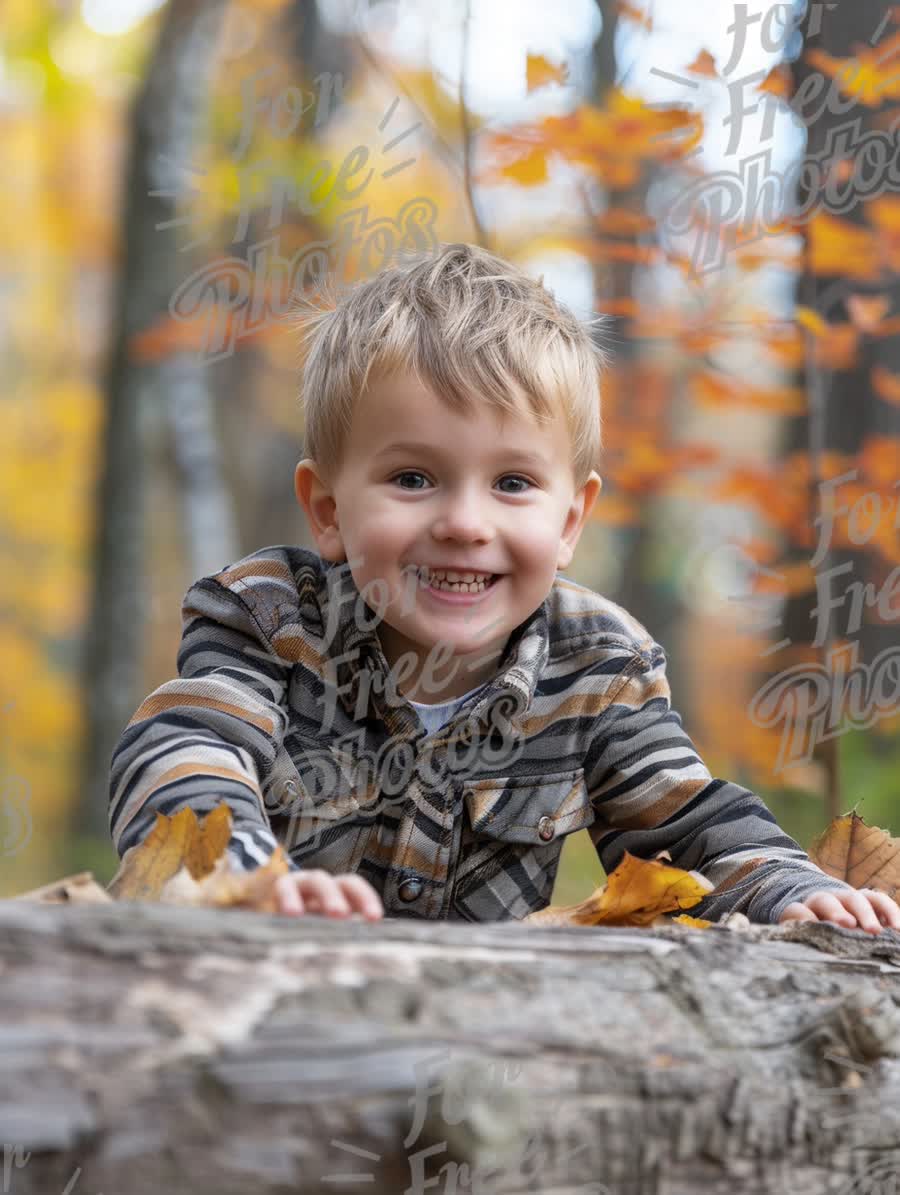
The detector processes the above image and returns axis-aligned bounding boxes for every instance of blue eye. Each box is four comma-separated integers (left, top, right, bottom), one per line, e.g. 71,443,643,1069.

387,470,533,489
497,475,531,494
393,471,430,490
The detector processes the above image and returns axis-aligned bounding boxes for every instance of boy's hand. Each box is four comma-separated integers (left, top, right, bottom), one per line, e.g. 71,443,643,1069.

778,888,900,933
274,870,384,921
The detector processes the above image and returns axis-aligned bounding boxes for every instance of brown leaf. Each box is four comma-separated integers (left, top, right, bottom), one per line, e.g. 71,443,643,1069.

107,804,233,901
159,846,290,912
14,872,113,905
808,812,900,899
523,849,713,928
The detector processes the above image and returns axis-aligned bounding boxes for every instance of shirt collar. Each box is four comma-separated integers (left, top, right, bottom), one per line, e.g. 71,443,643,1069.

322,560,550,733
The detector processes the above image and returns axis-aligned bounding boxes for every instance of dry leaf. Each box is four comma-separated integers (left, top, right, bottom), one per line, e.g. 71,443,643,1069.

807,812,900,899
523,849,713,928
159,846,290,912
795,306,829,338
107,804,233,901
526,54,570,93
846,294,890,333
686,50,718,78
617,1,653,31
14,872,113,905
759,64,791,99
872,365,900,407
20,803,289,916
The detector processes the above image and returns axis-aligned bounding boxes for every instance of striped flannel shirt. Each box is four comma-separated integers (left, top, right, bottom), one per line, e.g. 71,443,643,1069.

108,544,855,923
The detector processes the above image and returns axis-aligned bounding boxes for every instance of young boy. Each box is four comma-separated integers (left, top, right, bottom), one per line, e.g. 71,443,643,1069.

109,242,900,933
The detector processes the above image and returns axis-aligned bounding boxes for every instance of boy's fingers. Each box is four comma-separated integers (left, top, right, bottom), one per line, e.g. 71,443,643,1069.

275,874,305,916
273,871,383,921
858,889,900,930
832,891,882,933
297,870,351,916
336,874,385,920
779,902,817,924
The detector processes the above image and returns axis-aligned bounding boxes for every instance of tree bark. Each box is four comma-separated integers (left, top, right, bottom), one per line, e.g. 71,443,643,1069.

779,1,900,816
589,2,683,685
3,899,900,1194
79,0,234,842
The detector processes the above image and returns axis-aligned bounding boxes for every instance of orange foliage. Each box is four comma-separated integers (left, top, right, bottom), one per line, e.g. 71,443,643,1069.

806,34,900,106
523,849,714,927
808,213,880,280
872,365,900,407
759,64,792,99
686,50,718,78
538,90,703,189
525,54,569,93
616,1,653,31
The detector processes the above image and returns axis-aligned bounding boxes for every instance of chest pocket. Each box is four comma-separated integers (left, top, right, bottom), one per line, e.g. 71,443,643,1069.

463,767,594,845
265,739,362,855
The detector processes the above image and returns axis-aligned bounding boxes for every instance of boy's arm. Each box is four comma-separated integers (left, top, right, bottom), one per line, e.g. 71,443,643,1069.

109,575,301,875
583,640,855,924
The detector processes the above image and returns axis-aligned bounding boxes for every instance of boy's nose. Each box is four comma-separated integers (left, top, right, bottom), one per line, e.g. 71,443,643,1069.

430,492,493,543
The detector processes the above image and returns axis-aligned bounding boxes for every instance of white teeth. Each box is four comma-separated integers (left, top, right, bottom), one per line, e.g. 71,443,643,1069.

410,566,496,594
423,568,492,583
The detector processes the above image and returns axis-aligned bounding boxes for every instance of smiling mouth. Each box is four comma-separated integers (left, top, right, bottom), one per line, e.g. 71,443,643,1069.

420,575,499,595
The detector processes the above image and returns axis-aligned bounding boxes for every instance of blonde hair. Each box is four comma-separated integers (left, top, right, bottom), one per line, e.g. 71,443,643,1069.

293,242,608,489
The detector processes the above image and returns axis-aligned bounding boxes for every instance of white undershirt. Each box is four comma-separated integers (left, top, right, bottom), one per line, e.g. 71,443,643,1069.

407,682,489,733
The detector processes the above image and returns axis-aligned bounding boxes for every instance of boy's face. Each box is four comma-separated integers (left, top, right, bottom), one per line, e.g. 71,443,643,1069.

295,371,601,696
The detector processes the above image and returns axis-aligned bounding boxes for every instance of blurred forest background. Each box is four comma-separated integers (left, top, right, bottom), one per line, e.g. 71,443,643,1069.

1,0,898,901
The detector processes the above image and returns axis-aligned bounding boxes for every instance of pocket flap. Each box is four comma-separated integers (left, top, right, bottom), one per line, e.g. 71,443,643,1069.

463,768,594,844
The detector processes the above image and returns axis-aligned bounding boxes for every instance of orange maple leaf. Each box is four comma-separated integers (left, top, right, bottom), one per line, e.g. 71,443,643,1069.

859,435,900,486
872,364,900,406
617,1,653,30
846,294,890,332
526,54,570,93
498,147,550,186
759,64,792,98
686,49,718,77
807,35,900,106
523,850,714,928
795,306,830,338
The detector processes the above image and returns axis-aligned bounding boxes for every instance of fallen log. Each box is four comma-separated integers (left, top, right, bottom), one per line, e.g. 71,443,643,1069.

2,900,900,1195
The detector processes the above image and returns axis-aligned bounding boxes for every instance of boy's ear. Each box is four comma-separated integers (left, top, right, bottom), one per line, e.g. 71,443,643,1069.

294,459,346,562
557,472,603,571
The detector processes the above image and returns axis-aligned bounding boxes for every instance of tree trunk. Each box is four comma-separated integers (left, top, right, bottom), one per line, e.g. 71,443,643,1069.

589,2,683,681
779,1,900,815
79,0,234,841
3,899,900,1194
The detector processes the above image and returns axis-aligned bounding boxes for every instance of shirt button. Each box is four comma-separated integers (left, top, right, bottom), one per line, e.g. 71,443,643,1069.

537,816,555,842
398,878,424,902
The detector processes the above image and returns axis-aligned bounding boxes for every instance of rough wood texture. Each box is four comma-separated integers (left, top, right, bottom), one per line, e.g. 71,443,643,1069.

2,901,900,1194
